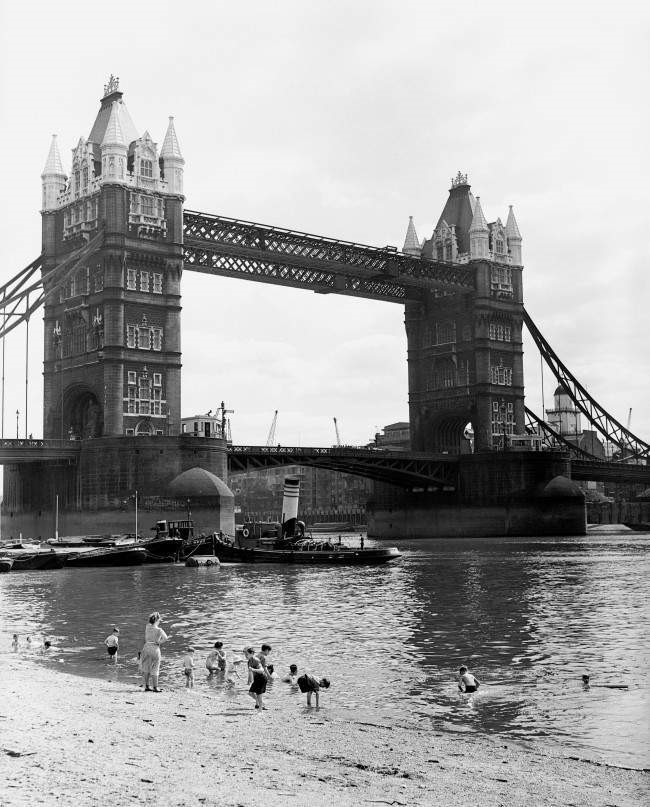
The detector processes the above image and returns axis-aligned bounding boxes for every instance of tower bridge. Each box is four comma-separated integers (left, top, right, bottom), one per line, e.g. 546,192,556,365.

1,80,648,539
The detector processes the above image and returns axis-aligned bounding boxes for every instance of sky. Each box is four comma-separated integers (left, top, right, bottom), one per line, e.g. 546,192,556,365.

0,0,648,448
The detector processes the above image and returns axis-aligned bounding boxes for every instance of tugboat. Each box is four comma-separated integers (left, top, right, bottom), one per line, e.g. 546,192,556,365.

213,476,401,566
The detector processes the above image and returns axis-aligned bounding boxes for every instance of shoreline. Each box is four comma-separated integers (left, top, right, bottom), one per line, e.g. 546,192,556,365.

1,654,647,806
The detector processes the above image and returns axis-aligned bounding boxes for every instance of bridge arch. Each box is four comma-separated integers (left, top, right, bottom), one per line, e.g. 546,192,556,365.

418,409,474,454
63,384,103,439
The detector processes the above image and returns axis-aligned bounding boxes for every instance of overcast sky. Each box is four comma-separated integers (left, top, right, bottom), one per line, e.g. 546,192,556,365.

0,0,648,448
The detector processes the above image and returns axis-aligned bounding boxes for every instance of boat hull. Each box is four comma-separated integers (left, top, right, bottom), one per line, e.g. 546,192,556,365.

64,546,148,567
0,557,13,573
212,543,401,565
3,550,67,571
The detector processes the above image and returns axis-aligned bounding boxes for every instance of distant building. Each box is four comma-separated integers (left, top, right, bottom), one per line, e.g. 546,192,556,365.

373,422,410,450
545,386,606,459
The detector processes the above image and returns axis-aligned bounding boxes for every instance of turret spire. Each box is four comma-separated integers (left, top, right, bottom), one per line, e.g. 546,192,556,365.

506,205,522,264
161,116,183,159
469,196,488,232
506,205,521,239
42,135,65,177
161,115,184,195
101,102,126,148
41,135,67,211
469,197,489,259
402,216,421,255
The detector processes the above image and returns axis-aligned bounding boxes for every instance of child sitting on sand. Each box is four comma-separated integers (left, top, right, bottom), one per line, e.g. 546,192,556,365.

458,665,480,693
297,672,330,708
104,626,119,662
183,648,196,688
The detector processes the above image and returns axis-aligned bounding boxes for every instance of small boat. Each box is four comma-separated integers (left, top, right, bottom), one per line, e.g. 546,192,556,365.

0,556,14,573
63,544,148,568
1,543,68,571
211,535,402,565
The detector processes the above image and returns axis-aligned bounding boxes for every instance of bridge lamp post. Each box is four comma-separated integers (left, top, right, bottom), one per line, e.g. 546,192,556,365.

500,400,508,452
15,409,19,439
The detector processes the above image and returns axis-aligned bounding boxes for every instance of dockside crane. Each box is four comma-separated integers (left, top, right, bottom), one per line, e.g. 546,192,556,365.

266,410,279,447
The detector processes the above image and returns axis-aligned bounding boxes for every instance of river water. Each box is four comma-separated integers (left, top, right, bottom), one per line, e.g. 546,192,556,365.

1,532,648,769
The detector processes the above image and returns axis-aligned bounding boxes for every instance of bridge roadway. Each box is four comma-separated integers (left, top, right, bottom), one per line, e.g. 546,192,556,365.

0,439,647,487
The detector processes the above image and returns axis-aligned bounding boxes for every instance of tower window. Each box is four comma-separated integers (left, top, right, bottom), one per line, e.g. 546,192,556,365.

82,167,88,191
153,273,163,294
127,325,137,348
140,271,150,293
140,159,153,178
127,269,137,291
153,373,162,387
496,238,505,254
151,328,163,351
128,371,136,385
141,195,154,216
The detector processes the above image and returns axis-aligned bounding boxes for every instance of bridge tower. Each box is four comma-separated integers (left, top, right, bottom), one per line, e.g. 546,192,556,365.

1,78,234,540
41,76,184,440
404,173,524,453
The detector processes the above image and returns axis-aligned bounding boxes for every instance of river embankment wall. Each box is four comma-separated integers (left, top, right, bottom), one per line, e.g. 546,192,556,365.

1,435,234,539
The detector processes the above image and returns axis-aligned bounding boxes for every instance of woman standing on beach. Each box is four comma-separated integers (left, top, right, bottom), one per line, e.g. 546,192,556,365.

141,612,170,692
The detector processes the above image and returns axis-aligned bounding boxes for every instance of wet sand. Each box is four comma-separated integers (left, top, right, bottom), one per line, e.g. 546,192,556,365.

0,654,646,806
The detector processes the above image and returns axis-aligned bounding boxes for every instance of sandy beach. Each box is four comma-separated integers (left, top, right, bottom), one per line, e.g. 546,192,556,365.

0,653,647,807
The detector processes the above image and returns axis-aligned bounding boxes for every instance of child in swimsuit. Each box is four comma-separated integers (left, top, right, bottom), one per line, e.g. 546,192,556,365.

206,641,227,674
183,647,196,688
458,665,480,693
297,673,330,707
105,627,119,662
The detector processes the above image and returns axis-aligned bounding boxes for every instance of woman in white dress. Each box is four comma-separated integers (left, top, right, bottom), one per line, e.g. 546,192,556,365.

140,612,170,692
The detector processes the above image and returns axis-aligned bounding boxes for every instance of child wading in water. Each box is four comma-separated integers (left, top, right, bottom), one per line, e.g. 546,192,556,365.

183,648,196,688
282,664,298,684
104,626,119,662
206,641,227,675
11,634,19,651
458,665,480,693
245,647,269,709
297,672,330,707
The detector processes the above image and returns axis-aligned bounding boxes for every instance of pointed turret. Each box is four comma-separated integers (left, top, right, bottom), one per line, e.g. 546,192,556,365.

506,205,522,264
41,135,67,211
160,116,184,195
469,197,489,259
402,216,421,256
100,102,127,183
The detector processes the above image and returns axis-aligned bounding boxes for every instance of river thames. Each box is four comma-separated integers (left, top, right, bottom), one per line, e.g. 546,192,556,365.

1,532,648,769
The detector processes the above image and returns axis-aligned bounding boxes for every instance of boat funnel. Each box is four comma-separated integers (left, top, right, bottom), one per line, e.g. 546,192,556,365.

281,476,300,538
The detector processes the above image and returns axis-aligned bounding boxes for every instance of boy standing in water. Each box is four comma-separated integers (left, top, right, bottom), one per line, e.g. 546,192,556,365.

104,627,119,662
458,665,480,693
11,634,19,651
183,647,196,688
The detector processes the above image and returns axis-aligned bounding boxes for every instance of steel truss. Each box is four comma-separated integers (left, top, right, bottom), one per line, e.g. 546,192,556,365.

228,445,459,489
0,234,104,340
183,209,474,301
523,309,650,460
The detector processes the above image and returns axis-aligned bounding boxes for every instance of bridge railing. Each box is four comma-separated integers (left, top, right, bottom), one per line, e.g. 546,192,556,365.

0,438,80,450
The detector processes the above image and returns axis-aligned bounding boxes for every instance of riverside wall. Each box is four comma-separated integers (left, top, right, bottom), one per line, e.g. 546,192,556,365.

1,436,233,539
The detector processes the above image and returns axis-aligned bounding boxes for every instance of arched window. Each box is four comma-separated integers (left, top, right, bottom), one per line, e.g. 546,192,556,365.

140,159,153,178
495,237,505,254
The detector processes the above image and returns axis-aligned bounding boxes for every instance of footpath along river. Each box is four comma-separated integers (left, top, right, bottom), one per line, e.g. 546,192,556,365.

1,531,648,770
